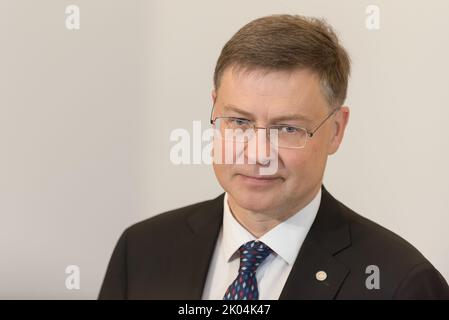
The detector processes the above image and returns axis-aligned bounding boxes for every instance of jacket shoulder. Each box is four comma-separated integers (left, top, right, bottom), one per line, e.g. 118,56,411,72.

335,201,449,299
343,203,426,264
124,194,223,241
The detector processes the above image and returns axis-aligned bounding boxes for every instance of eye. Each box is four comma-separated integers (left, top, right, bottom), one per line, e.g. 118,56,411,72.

280,125,299,134
230,118,250,126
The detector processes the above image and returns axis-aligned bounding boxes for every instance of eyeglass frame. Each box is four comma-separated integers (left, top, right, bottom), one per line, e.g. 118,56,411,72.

209,105,341,149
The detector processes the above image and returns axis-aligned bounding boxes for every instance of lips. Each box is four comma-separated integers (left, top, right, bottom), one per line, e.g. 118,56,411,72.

237,173,284,182
240,174,280,180
237,174,282,188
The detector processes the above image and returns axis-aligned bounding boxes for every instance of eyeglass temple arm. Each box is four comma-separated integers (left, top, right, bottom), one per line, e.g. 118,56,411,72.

209,104,216,124
308,107,340,137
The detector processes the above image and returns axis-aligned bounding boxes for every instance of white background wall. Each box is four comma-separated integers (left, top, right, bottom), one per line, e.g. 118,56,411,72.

1,0,448,299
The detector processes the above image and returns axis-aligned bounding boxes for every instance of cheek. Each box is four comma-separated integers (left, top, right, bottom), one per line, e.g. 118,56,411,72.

213,162,234,188
212,136,236,164
280,145,325,177
280,150,309,172
213,162,227,176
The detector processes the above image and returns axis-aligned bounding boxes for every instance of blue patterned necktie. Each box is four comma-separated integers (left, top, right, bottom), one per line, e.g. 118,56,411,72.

223,240,273,300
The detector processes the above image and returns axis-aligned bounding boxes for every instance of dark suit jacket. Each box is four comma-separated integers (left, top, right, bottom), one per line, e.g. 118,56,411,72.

98,186,449,299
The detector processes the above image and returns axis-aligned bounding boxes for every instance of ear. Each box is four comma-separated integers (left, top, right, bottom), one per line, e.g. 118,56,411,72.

327,106,350,155
211,89,217,104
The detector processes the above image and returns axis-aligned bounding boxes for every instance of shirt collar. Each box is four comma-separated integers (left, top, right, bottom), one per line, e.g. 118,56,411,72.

222,188,321,265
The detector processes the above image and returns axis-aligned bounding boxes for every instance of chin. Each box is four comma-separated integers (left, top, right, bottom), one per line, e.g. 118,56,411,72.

229,189,280,213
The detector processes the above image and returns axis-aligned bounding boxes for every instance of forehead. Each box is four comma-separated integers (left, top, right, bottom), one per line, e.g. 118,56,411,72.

215,67,328,118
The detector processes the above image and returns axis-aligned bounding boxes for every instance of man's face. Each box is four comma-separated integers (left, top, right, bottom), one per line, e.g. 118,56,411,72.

212,67,349,217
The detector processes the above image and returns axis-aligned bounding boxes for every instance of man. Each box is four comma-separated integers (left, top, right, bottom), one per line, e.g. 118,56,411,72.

98,14,449,299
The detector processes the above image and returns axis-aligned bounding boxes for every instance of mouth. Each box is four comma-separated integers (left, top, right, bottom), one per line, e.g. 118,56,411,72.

240,174,280,180
237,174,283,187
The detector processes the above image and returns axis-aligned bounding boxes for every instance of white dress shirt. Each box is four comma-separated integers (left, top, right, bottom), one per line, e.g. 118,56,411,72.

202,188,321,300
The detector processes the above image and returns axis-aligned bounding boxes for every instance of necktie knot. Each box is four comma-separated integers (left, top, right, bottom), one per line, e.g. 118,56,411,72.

238,240,272,275
223,240,273,300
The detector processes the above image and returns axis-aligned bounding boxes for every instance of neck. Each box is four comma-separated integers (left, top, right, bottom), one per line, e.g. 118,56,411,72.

227,185,321,238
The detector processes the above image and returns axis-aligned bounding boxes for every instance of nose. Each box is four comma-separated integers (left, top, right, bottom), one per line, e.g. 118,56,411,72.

244,128,277,166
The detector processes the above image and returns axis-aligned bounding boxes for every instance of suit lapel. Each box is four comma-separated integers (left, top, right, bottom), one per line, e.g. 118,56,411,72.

279,186,351,299
173,193,224,299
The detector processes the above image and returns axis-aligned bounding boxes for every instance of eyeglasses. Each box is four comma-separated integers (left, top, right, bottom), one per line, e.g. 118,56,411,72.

210,107,340,149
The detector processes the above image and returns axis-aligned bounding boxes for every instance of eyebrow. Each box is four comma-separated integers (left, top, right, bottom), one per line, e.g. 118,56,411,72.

222,104,312,122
